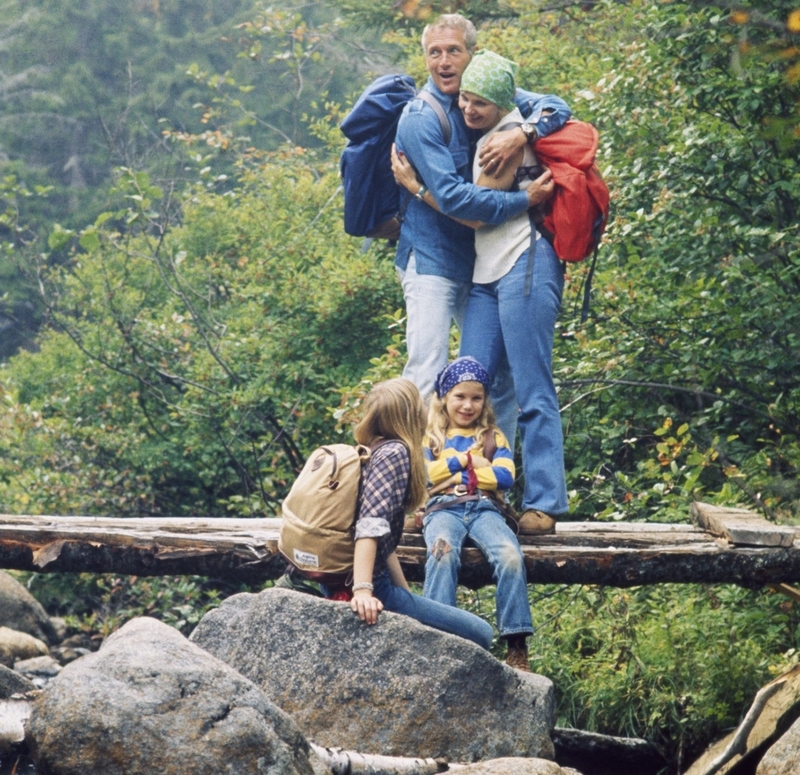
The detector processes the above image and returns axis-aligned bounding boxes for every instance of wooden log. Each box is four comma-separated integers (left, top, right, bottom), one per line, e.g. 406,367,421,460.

691,502,795,547
2,513,800,588
309,743,455,773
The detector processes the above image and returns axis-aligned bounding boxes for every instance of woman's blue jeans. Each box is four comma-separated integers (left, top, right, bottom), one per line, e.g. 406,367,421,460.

372,569,493,650
422,498,533,638
460,235,568,516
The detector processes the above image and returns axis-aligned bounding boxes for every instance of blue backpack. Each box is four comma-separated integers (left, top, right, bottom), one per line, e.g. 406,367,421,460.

340,74,451,241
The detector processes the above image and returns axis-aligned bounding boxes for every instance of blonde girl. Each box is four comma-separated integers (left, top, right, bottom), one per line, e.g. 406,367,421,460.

421,358,533,670
347,378,493,649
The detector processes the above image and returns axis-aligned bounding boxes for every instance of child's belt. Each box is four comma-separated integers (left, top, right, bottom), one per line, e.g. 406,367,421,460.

422,485,497,516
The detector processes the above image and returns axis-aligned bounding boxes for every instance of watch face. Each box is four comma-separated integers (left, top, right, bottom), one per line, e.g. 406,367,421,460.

522,122,535,137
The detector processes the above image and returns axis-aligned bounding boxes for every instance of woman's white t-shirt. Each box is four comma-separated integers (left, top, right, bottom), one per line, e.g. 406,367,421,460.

473,107,540,285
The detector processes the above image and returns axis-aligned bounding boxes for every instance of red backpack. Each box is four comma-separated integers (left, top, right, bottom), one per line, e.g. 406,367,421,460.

535,120,609,262
535,120,610,321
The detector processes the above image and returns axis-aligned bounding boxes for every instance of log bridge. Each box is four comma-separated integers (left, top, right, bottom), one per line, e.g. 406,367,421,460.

0,503,798,589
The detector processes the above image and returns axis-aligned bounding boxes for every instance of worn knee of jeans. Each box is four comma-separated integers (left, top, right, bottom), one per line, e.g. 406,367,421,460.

495,542,525,576
429,536,457,564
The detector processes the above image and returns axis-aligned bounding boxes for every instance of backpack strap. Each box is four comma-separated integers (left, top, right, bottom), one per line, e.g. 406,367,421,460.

482,428,498,461
415,91,452,145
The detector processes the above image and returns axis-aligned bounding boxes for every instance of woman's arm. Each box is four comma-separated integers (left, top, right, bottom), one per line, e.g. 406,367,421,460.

386,551,410,592
350,537,384,624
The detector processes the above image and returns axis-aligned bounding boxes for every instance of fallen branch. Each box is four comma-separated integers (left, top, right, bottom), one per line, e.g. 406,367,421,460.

309,742,461,774
698,673,791,775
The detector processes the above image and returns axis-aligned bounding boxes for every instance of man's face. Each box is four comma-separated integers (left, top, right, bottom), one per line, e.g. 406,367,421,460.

424,28,472,96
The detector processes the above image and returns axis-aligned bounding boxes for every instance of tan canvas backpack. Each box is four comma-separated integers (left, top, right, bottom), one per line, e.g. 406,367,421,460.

279,443,374,581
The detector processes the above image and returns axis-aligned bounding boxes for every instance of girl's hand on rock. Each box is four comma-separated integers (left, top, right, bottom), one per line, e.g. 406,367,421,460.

351,592,383,625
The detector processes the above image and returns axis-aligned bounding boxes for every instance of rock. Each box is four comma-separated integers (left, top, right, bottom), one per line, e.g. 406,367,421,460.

26,616,314,775
190,588,556,762
450,758,567,774
14,656,62,677
51,633,98,666
0,627,49,668
0,664,36,699
0,571,60,646
13,656,62,690
48,617,68,643
757,715,800,774
552,727,665,775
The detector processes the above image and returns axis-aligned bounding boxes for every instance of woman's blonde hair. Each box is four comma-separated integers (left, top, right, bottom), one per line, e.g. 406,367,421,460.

353,378,428,511
426,382,496,459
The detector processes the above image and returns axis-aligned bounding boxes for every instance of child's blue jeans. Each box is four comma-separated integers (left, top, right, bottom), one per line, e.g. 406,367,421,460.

422,496,533,638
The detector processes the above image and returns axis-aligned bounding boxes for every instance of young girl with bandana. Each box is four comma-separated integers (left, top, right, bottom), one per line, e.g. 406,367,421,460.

420,356,533,671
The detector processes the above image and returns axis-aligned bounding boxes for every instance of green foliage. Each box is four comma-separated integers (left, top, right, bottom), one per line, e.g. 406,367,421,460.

1,0,800,765
553,1,800,522
460,582,799,771
14,570,245,638
1,152,402,516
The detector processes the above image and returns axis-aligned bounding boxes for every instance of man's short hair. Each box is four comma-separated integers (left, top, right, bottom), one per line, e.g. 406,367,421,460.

422,14,477,54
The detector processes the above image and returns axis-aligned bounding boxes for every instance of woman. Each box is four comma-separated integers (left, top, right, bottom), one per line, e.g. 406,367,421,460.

393,50,568,534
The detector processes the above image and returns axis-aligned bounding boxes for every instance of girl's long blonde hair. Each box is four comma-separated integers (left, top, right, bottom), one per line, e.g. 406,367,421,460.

426,383,496,459
353,378,428,511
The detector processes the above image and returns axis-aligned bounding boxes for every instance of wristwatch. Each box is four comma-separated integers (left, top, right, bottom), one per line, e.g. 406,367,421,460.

520,122,538,142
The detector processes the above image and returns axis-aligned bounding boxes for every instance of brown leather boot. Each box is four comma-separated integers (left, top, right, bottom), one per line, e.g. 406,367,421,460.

517,509,556,535
505,644,531,672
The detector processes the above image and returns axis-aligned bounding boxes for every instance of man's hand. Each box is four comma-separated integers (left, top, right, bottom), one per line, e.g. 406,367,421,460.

527,169,555,207
478,126,527,179
391,144,421,194
351,591,384,625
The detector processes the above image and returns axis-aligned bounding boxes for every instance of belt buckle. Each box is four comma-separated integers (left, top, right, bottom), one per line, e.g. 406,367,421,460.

453,484,468,496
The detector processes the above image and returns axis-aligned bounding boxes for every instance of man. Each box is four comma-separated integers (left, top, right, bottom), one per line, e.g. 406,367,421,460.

393,14,571,532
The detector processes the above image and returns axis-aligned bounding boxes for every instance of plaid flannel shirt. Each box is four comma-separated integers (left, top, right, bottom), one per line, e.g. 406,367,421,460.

354,440,409,572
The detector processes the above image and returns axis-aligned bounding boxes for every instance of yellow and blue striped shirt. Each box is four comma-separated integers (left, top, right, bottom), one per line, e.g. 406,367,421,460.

424,427,515,492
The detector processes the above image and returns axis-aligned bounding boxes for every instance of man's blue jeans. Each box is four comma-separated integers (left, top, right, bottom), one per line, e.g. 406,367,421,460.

460,236,568,516
372,569,493,649
422,498,533,638
397,253,471,401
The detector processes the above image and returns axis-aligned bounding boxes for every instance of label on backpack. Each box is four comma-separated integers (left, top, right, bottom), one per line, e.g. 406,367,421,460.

293,549,320,569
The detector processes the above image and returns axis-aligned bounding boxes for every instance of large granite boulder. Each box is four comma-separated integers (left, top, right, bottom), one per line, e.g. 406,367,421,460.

0,571,60,646
758,715,800,775
26,616,314,775
190,588,556,761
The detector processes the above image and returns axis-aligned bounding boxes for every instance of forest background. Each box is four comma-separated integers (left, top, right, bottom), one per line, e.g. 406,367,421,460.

0,0,798,771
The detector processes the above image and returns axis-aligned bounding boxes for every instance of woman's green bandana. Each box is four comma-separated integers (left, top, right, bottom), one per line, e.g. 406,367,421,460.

460,49,518,111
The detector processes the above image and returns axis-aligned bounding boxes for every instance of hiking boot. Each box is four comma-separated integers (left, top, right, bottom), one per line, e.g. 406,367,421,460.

517,509,556,535
506,645,531,672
